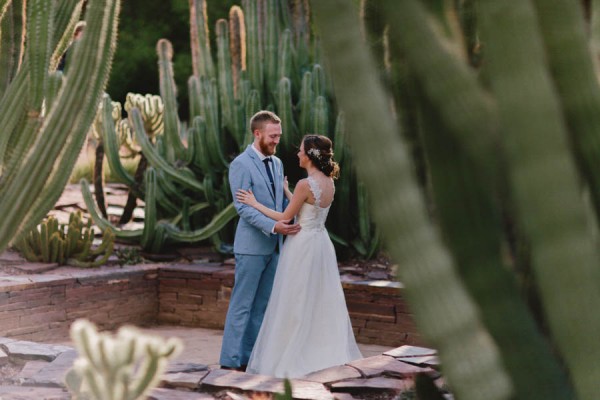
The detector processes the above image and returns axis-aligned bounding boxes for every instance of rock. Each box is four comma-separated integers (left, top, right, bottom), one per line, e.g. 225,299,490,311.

384,345,437,358
366,270,388,280
201,370,333,400
161,371,208,390
331,376,413,392
24,350,78,387
166,362,209,374
301,365,362,383
347,355,432,378
149,388,216,400
0,385,70,400
11,360,49,383
3,341,72,362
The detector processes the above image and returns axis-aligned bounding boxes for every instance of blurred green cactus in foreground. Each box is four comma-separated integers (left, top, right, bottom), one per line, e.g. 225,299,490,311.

15,211,114,268
0,0,120,254
65,319,182,400
312,0,600,399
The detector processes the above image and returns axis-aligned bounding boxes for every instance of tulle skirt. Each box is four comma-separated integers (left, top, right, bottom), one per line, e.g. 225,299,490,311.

246,229,362,378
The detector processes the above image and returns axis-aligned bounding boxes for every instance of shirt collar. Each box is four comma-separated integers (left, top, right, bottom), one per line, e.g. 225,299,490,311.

251,143,270,161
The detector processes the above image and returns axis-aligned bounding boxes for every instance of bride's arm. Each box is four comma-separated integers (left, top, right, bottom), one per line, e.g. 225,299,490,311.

237,179,310,221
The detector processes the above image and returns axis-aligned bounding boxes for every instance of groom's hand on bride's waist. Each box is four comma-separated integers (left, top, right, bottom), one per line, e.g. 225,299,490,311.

274,220,301,235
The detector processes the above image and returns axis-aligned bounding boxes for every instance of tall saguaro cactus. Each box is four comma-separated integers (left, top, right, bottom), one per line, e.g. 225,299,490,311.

0,0,120,253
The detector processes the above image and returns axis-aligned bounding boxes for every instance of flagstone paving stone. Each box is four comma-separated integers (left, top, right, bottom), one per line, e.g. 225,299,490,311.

8,263,60,274
161,371,209,390
0,348,9,362
25,350,78,387
330,393,361,400
0,385,70,399
201,369,334,400
384,345,437,358
331,376,413,391
347,354,434,378
11,360,49,383
396,354,440,368
0,335,443,399
149,388,217,400
3,341,71,362
301,365,362,383
165,362,209,374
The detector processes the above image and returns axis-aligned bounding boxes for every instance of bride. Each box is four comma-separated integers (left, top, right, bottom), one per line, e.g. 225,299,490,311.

236,134,362,378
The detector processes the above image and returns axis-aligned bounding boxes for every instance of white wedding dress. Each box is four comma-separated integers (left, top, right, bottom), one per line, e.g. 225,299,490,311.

246,175,362,378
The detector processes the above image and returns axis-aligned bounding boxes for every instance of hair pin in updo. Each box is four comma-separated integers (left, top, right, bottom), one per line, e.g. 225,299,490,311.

307,148,321,158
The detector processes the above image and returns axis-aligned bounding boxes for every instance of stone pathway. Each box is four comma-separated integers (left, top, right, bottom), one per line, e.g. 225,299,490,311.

0,337,445,399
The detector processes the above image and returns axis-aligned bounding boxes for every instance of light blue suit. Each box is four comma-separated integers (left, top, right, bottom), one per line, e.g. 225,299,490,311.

220,145,286,368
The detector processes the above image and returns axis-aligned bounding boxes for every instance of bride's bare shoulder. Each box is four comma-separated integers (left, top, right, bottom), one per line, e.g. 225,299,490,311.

293,179,311,195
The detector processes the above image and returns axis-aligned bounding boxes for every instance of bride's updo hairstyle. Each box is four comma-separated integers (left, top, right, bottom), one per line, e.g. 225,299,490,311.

303,135,340,179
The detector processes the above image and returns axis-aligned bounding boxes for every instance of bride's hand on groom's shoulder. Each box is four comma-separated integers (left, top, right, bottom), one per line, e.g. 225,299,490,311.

274,220,301,235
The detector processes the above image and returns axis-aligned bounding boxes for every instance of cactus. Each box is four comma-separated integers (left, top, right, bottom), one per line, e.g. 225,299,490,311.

85,0,380,258
15,212,114,268
65,319,182,400
187,0,381,257
312,0,600,398
0,0,120,255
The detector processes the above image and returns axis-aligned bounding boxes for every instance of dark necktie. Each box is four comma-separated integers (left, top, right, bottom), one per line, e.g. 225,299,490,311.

263,157,275,195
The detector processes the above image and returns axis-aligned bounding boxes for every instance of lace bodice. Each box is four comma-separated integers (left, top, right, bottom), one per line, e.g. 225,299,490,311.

295,176,333,232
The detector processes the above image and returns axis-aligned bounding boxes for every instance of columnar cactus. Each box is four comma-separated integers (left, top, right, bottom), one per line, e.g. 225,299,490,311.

65,319,182,400
186,0,380,258
0,0,120,254
312,0,600,398
86,0,380,258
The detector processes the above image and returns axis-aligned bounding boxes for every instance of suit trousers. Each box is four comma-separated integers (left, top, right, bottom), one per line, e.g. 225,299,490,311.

219,252,279,367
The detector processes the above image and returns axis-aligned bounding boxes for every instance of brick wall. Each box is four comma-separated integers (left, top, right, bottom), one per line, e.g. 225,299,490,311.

0,266,158,342
157,264,422,347
344,282,421,346
0,263,421,347
158,264,233,329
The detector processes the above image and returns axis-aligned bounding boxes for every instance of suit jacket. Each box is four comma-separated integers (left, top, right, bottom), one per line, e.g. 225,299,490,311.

229,145,286,255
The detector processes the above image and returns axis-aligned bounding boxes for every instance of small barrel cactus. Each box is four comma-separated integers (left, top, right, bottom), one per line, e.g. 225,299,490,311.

15,211,114,267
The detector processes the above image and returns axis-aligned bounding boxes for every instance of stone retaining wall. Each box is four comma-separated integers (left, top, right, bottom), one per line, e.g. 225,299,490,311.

157,264,422,347
0,267,158,342
0,263,421,347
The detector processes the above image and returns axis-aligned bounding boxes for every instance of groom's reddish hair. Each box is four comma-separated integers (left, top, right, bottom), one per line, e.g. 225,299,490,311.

250,110,281,133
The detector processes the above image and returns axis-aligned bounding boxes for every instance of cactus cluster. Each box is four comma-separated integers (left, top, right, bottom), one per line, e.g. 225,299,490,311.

65,319,182,400
86,0,379,258
15,211,114,267
82,89,237,254
0,0,120,255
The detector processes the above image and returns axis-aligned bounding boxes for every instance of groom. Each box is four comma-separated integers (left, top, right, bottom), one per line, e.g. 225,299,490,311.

220,110,301,370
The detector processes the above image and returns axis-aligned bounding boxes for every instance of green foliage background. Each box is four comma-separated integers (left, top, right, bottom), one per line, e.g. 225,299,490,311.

107,0,238,120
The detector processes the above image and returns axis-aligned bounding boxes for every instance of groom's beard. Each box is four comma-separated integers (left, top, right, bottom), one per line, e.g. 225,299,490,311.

259,138,277,156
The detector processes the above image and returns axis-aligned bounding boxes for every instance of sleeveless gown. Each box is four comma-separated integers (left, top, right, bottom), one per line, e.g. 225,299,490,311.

246,176,362,378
